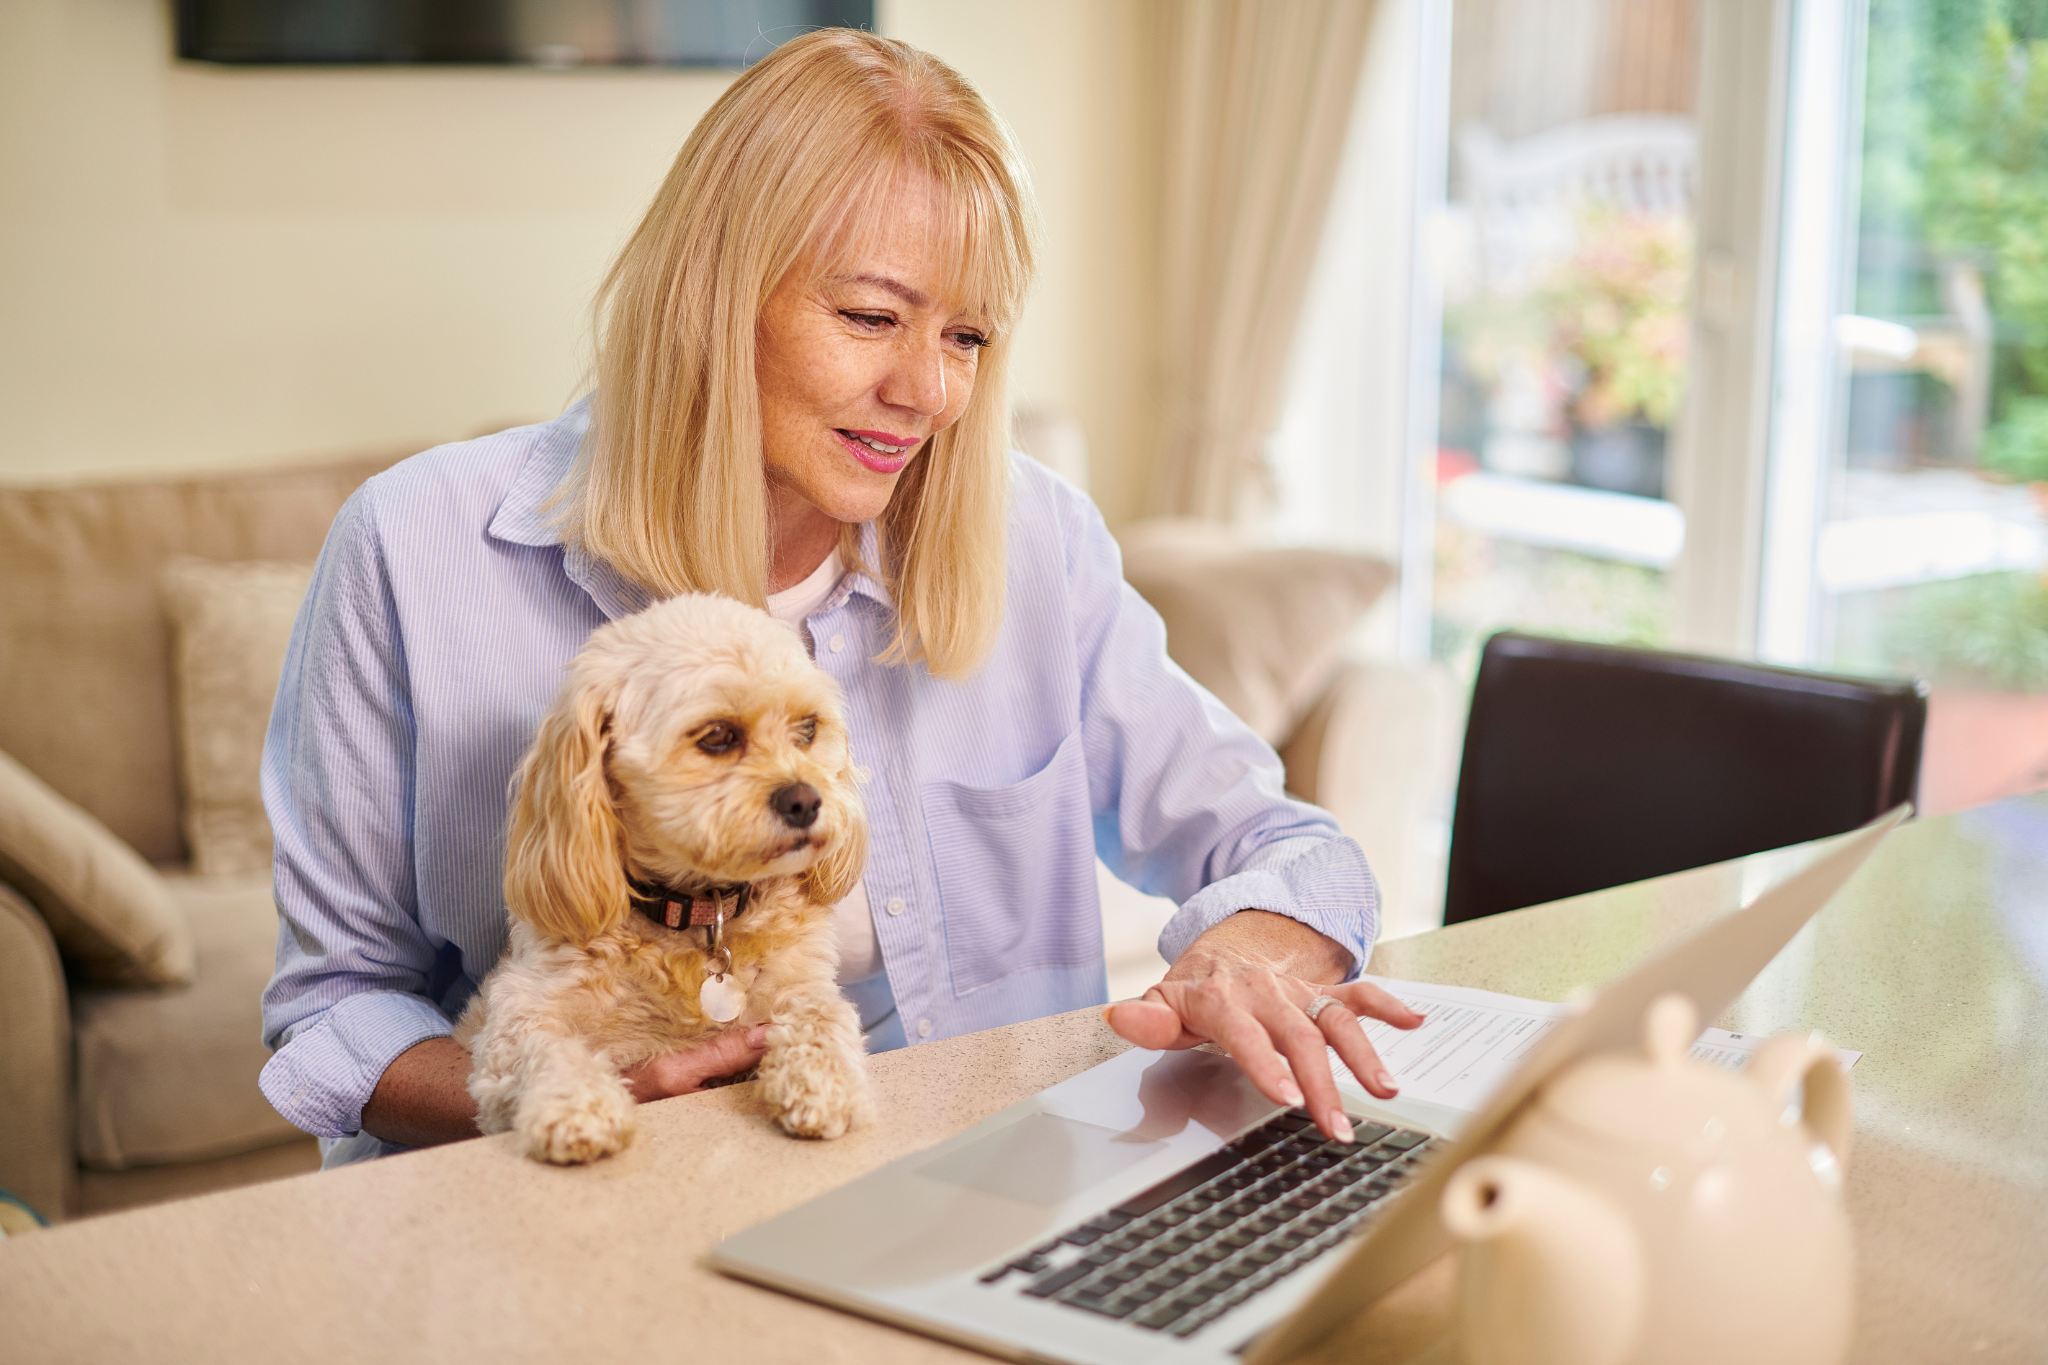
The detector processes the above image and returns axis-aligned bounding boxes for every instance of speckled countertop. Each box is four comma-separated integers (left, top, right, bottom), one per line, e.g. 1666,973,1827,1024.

4,798,2045,1363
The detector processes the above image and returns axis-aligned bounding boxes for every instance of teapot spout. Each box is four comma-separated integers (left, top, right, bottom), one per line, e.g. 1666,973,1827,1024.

1441,1156,1645,1365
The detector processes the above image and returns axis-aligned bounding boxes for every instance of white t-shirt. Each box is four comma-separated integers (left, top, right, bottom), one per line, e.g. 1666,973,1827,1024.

764,550,882,985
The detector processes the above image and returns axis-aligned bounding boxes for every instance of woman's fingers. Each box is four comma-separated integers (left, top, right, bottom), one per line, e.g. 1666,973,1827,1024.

1252,991,1355,1141
623,1023,769,1101
1197,996,1307,1110
1314,981,1423,1099
1310,997,1399,1100
1103,995,1205,1051
1159,973,1349,1137
1334,979,1426,1030
1154,977,1306,1110
1114,972,1424,1142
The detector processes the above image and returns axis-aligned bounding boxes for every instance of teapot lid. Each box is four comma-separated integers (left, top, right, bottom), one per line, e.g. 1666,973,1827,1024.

1535,994,1772,1150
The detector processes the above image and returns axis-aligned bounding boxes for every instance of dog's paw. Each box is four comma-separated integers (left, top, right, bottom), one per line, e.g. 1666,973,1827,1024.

768,1056,874,1140
519,1084,635,1165
774,1091,861,1140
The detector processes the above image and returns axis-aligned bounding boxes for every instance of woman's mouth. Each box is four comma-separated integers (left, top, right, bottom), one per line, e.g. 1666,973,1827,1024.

834,428,919,474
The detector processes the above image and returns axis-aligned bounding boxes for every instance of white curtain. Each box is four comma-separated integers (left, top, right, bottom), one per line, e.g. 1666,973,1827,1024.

1154,0,1382,522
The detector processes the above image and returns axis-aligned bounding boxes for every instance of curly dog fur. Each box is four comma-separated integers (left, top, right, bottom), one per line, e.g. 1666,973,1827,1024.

459,592,874,1163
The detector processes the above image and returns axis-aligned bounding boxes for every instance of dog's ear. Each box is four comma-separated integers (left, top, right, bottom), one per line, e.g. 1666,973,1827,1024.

503,677,631,944
802,755,869,907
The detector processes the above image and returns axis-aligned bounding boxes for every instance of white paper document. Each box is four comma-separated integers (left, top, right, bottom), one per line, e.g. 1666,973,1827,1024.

1330,976,1863,1117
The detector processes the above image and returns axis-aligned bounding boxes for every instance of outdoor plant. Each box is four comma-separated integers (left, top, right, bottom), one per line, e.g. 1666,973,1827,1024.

1538,204,1693,431
1888,570,2048,691
1866,1,2048,481
1445,204,1692,437
1982,396,2048,482
1845,1,2048,691
1937,17,2048,480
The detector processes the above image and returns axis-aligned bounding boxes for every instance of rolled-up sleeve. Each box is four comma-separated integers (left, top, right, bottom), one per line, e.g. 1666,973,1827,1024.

259,486,455,1139
1062,493,1379,976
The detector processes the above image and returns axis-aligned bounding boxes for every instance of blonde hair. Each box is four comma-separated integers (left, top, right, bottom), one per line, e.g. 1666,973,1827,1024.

567,29,1040,679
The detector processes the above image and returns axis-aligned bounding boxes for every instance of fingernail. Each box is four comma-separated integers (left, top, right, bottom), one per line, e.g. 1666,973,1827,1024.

746,1024,769,1048
1375,1069,1396,1093
1329,1110,1354,1143
1279,1082,1304,1107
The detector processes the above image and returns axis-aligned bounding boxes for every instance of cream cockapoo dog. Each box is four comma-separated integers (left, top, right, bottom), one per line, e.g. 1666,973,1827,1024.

460,592,874,1164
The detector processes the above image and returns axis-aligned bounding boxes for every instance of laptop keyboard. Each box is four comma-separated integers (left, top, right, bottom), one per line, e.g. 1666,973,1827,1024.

976,1108,1435,1339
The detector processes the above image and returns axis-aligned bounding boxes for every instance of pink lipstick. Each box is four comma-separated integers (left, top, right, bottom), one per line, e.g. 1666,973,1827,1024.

834,428,922,474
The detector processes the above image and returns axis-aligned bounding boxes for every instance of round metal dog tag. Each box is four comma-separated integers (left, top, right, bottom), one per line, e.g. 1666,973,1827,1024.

699,972,745,1024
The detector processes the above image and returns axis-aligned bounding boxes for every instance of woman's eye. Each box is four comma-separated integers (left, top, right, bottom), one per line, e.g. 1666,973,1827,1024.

949,331,990,350
840,310,893,330
795,716,819,747
695,722,743,755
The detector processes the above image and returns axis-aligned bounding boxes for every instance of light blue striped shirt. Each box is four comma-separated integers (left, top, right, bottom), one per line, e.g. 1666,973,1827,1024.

258,399,1379,1155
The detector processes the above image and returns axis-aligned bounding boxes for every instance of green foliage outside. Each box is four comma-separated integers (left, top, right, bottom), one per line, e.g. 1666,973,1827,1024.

1431,525,1671,686
1851,571,2048,691
1863,0,2048,479
1982,396,2048,481
1840,1,2048,692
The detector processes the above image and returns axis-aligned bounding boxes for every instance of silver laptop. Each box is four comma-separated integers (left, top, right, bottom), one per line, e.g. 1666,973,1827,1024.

713,808,1903,1364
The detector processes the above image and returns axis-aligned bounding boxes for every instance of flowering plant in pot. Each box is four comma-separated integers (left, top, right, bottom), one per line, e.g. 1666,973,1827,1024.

1538,204,1692,499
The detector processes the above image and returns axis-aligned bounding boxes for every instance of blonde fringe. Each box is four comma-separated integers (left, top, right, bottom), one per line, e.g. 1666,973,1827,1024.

563,29,1040,679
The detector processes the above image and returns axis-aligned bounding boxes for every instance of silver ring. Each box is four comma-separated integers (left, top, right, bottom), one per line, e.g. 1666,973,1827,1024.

1304,995,1341,1022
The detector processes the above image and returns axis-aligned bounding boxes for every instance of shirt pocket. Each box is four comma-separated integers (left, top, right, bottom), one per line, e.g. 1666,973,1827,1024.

920,729,1102,997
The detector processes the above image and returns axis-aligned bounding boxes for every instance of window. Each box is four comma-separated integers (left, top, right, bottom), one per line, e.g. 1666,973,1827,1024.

1426,0,1699,678
1754,0,2048,810
1276,0,2048,833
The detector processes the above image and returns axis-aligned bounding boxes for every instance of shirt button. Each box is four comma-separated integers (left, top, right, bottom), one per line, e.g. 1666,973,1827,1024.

886,897,905,916
918,1019,933,1039
829,634,845,653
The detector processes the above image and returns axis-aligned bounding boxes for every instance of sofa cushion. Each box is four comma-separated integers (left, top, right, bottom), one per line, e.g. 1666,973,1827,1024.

1115,519,1395,745
72,870,302,1170
162,559,316,876
0,881,71,1223
0,454,404,863
0,748,194,987
1278,657,1459,940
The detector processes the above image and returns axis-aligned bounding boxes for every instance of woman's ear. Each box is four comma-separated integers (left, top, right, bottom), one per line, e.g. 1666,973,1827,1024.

503,680,631,943
802,756,869,907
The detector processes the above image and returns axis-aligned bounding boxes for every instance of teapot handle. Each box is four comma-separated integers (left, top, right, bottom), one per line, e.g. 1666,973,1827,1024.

1745,1033,1852,1170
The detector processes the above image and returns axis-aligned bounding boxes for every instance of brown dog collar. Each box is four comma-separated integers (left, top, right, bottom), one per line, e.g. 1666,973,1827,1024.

627,879,752,932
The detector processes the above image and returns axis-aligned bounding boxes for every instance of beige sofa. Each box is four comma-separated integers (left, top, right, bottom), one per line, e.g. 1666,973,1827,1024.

0,435,1452,1224
0,454,401,1221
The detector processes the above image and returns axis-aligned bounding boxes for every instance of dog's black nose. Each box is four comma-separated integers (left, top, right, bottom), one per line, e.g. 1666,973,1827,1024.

770,783,821,830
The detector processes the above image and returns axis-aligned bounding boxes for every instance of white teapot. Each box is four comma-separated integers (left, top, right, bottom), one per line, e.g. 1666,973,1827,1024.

1439,993,1855,1365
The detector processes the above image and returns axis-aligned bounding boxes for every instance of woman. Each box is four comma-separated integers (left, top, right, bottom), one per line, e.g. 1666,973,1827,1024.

260,29,1418,1168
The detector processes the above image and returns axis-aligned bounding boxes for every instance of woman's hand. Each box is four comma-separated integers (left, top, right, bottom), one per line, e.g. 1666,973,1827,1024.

621,1024,770,1102
1103,910,1424,1143
364,1026,772,1149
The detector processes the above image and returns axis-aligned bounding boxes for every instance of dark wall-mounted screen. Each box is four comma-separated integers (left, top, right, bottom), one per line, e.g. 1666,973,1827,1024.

176,1,875,67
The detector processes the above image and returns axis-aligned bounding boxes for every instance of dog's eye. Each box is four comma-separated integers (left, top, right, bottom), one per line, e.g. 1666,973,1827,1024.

695,722,744,755
795,716,819,748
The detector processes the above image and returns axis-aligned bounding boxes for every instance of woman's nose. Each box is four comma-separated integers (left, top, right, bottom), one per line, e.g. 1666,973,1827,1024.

879,334,947,418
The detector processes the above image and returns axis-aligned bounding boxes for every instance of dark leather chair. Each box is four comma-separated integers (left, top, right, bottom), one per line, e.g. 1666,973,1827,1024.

1443,631,1926,925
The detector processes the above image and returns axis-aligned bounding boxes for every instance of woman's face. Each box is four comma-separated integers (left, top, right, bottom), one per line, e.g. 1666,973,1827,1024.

756,182,991,532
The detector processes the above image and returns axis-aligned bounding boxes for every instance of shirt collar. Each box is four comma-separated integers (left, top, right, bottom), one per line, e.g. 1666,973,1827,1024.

836,520,896,611
486,396,590,550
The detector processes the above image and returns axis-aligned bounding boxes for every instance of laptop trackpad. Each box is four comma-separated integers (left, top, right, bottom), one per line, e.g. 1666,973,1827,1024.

919,1111,1169,1206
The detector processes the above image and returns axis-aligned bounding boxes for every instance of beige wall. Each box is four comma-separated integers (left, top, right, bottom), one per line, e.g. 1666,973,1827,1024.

0,0,1160,524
